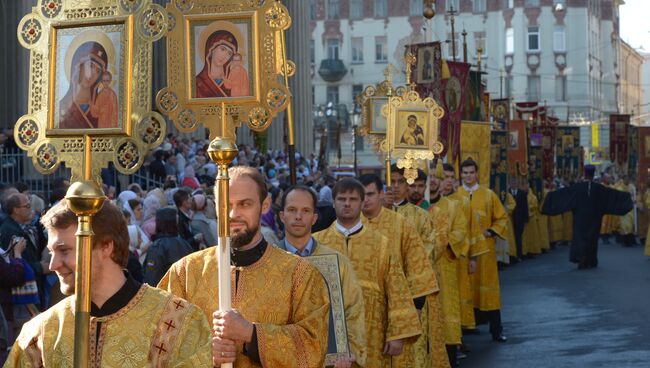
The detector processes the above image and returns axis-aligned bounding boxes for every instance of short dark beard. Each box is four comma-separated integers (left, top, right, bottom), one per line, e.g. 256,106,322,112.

231,225,259,249
408,193,422,204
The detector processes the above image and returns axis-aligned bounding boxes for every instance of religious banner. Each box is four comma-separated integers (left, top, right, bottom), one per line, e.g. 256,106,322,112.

628,125,639,180
441,61,470,161
555,126,581,179
537,123,556,180
408,42,442,103
507,120,528,177
609,114,630,165
528,145,543,197
462,70,483,122
490,130,508,202
482,92,491,123
491,98,510,130
460,120,491,185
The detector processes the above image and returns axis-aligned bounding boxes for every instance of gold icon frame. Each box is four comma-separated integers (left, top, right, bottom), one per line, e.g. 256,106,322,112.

157,0,293,139
14,0,168,181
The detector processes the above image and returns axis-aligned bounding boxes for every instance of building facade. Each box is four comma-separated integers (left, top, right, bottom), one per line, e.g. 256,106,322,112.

619,40,644,120
310,0,626,158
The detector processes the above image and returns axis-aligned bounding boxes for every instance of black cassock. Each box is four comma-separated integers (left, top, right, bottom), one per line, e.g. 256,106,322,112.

542,181,633,268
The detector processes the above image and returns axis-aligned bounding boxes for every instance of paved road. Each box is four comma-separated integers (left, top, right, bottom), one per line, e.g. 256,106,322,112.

462,240,650,368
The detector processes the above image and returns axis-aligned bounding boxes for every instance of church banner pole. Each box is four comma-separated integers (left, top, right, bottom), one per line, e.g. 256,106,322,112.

207,105,238,368
66,136,106,368
279,20,297,185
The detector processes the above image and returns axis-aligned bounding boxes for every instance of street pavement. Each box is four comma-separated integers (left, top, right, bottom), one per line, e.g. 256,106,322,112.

461,240,650,368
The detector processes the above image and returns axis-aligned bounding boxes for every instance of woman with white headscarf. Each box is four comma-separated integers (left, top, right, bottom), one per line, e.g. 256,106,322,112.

119,190,151,264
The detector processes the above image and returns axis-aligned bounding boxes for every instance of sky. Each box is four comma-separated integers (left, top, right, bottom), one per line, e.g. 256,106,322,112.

619,0,650,52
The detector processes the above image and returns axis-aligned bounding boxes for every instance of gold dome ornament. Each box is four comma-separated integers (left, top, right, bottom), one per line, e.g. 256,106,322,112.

423,4,435,19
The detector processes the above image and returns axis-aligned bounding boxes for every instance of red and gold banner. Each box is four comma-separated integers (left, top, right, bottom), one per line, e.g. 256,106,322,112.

609,114,630,165
637,126,650,184
508,120,528,176
441,61,470,162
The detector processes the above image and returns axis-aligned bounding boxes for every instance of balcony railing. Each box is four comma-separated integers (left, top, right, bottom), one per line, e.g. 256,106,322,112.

318,59,348,82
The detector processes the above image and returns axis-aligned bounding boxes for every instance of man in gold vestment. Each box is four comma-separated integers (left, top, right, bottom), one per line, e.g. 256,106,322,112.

6,201,213,367
358,173,449,368
314,178,421,368
455,159,509,343
429,167,469,367
277,185,367,367
159,167,330,367
441,163,485,333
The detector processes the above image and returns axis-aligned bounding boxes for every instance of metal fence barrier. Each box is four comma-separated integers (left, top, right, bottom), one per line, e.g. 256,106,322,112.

0,151,164,200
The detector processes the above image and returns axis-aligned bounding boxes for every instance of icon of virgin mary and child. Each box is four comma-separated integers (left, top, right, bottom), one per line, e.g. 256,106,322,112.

59,32,119,130
195,21,251,98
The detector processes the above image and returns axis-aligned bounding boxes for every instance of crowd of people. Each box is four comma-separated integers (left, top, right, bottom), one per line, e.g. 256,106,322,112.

0,136,645,367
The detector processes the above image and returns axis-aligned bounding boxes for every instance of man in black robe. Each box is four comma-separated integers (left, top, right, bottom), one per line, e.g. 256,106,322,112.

542,165,633,269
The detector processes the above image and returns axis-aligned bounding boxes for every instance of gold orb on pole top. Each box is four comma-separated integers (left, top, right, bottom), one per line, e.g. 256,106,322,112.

207,137,238,166
65,181,106,217
424,2,436,19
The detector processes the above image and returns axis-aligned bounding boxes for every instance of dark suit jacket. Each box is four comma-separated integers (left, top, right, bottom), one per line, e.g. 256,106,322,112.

0,217,44,277
510,189,529,225
177,210,199,251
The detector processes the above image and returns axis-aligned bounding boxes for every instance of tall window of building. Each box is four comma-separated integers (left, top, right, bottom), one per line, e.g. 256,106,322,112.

553,25,566,52
527,26,540,52
310,0,317,20
327,39,340,60
350,0,364,19
473,0,486,12
375,36,388,62
352,84,364,104
410,0,423,16
527,75,540,101
525,0,540,7
327,86,339,104
504,0,514,8
374,0,387,18
475,32,487,56
506,27,514,54
555,75,567,102
506,75,513,98
351,37,364,63
447,0,459,11
326,0,339,20
310,39,315,64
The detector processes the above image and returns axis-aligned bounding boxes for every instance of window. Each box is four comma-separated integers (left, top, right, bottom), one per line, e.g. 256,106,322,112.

310,39,315,64
505,27,514,54
326,0,339,20
310,0,317,20
327,39,340,60
375,36,388,62
505,75,513,98
352,84,364,105
446,0,459,11
525,0,540,7
555,75,567,102
527,75,540,101
475,32,487,56
473,0,486,13
350,0,364,19
553,26,565,52
327,86,339,104
527,26,540,51
351,37,364,63
374,0,387,18
410,0,423,16
504,0,514,8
